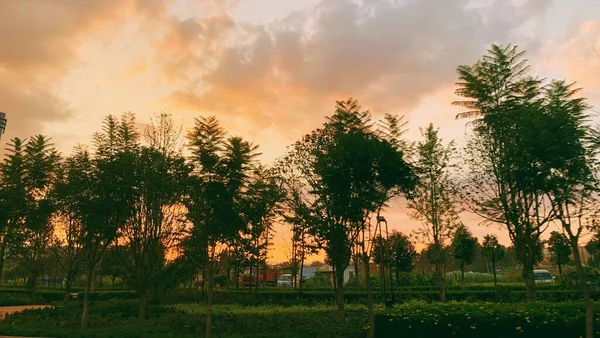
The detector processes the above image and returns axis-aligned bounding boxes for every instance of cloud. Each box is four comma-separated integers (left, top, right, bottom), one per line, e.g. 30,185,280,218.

0,0,161,142
560,20,600,97
157,0,556,140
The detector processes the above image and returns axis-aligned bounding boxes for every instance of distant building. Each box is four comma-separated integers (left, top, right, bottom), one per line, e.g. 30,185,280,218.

0,112,6,139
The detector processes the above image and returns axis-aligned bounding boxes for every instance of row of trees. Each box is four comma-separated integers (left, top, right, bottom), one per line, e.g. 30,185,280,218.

1,43,599,337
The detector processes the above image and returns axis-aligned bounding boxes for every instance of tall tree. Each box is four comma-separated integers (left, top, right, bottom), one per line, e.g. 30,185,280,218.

455,44,553,300
186,116,259,338
80,113,140,329
372,231,417,286
541,80,597,338
409,123,458,302
12,135,60,294
119,146,190,319
242,165,281,292
480,234,505,286
0,138,28,279
277,98,415,336
547,231,571,276
451,224,478,282
51,146,91,301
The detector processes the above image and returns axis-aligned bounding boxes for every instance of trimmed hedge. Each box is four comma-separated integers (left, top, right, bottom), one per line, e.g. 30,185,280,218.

375,302,600,338
0,286,598,307
0,301,368,338
1,300,598,338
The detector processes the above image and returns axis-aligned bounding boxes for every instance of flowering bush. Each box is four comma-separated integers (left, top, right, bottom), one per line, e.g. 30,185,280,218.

375,301,600,338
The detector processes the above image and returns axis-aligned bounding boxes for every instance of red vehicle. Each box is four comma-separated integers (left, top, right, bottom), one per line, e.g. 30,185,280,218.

238,268,278,287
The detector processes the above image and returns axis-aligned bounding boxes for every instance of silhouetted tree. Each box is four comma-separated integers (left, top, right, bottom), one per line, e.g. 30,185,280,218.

548,231,571,276
410,124,458,302
481,234,505,286
451,224,478,282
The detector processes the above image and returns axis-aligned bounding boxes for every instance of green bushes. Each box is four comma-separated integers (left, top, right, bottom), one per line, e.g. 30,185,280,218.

2,300,599,338
0,301,368,338
1,286,598,307
375,302,600,338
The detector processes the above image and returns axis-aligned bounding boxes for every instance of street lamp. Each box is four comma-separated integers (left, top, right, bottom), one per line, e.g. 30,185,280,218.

376,215,395,308
0,112,6,141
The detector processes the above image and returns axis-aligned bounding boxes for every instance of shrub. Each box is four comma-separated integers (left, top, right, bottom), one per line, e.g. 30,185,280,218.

375,301,600,338
0,301,368,338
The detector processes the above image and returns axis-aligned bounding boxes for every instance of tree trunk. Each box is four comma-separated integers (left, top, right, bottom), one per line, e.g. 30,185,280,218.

299,260,304,292
572,239,594,338
205,260,214,338
522,262,536,301
81,269,94,329
63,272,75,302
235,267,239,290
364,259,375,338
492,259,497,287
435,264,446,302
460,262,465,282
138,290,147,320
0,239,7,280
558,261,563,277
335,266,345,320
354,253,360,288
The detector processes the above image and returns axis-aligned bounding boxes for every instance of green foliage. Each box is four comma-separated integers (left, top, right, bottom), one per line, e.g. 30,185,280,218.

0,301,368,338
547,231,572,273
451,224,478,280
376,301,600,338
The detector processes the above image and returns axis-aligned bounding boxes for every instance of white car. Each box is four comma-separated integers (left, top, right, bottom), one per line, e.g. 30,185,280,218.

277,274,293,287
533,269,555,284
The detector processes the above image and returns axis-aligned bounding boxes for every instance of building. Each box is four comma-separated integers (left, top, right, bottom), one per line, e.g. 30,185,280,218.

0,112,6,140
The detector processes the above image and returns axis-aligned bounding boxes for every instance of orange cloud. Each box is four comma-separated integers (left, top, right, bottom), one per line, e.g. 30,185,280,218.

560,20,600,100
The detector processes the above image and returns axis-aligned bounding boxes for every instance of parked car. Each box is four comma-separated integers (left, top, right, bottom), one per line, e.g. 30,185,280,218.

277,274,293,287
533,269,555,284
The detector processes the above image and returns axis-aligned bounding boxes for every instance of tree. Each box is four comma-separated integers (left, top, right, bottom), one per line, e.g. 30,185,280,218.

0,138,29,280
547,231,571,276
80,113,140,329
242,165,281,293
480,234,505,286
372,231,417,285
455,44,554,301
540,80,597,338
11,135,60,295
51,146,90,300
586,233,600,268
409,123,458,302
277,98,415,337
451,224,478,282
119,146,190,319
186,116,259,338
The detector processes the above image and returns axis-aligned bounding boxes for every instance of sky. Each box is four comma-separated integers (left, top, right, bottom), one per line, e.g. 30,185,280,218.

1,0,600,263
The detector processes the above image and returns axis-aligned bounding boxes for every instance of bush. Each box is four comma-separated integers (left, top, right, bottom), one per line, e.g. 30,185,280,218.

375,301,600,338
0,301,368,338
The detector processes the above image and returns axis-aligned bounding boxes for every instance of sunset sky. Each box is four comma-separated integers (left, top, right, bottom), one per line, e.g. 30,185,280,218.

2,0,600,263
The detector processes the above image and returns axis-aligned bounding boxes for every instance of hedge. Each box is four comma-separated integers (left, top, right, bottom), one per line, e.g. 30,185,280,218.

1,300,598,338
0,301,368,338
375,301,600,338
1,286,598,307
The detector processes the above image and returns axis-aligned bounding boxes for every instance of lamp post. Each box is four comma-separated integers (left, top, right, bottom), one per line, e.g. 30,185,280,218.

0,112,6,141
377,215,395,308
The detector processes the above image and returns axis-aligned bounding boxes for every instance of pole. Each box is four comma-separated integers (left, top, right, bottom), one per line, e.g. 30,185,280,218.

383,219,395,306
376,216,387,305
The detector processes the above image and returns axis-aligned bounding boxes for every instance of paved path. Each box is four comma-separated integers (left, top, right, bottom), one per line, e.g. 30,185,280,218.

0,306,52,338
0,305,50,320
